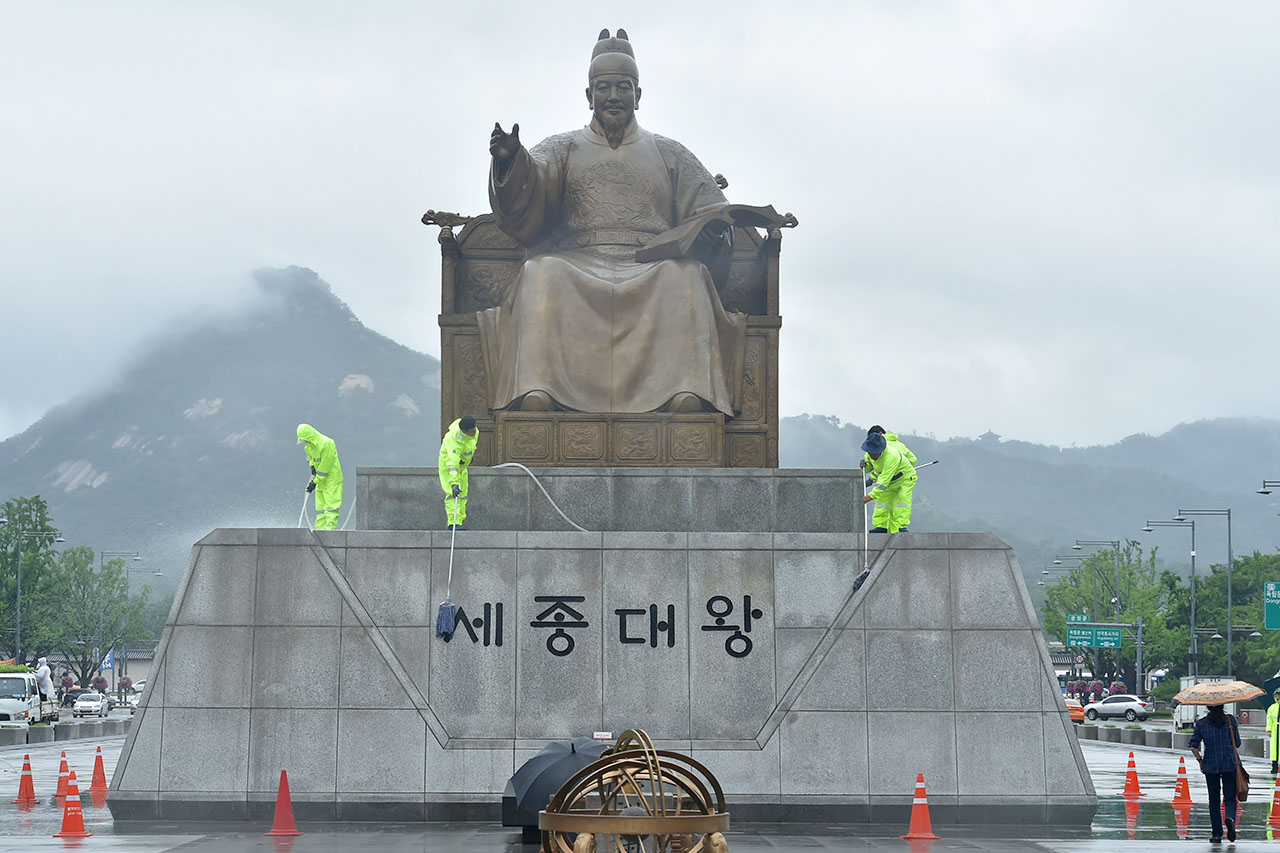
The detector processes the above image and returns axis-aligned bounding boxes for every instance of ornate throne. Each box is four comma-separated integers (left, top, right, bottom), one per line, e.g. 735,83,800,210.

428,209,789,467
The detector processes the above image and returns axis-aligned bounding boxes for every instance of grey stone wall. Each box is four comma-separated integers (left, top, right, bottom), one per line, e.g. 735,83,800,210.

357,467,863,533
108,528,1095,825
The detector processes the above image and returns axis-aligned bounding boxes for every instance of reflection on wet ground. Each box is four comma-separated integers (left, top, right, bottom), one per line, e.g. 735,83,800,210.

3,735,1280,847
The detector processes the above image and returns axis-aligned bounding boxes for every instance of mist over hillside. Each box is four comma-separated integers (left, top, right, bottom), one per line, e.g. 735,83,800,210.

3,267,1276,599
0,267,441,588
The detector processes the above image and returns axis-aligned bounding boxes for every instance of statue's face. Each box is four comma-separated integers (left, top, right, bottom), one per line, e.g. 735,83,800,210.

586,73,640,124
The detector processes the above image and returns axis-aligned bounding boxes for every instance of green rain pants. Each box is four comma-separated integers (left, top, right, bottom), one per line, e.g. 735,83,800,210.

444,473,469,527
871,476,916,533
314,475,343,530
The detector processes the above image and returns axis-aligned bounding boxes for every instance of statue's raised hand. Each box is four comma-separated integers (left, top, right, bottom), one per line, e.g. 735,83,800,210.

490,122,521,166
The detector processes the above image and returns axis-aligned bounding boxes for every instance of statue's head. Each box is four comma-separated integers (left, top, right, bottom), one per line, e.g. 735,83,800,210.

586,29,641,133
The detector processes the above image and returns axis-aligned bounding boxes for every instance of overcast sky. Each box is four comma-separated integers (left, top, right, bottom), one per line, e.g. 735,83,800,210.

3,1,1278,447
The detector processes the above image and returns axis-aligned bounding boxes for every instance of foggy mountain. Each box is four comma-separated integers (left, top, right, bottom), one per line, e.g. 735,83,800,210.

0,267,441,589
2,266,1277,598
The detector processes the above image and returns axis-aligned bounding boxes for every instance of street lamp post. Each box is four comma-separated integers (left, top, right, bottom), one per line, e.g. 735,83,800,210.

0,515,66,664
1176,509,1233,677
1143,519,1197,676
1258,480,1279,495
98,551,141,690
1074,539,1123,621
1054,554,1096,674
119,563,162,692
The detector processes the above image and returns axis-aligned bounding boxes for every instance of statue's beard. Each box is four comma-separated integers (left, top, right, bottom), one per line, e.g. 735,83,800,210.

598,110,631,148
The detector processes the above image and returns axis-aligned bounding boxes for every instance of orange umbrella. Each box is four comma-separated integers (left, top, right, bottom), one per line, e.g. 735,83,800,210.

1174,680,1264,705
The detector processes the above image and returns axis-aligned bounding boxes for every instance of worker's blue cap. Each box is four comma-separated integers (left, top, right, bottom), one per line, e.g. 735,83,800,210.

861,432,886,454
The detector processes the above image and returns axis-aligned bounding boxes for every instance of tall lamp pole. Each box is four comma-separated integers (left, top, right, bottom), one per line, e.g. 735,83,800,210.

0,515,66,664
1258,480,1280,495
1074,539,1124,621
98,551,141,686
120,563,162,691
1053,555,1094,674
1143,519,1197,676
1176,509,1233,676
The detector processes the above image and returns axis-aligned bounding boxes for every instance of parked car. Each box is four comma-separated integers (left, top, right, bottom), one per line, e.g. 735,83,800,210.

1065,697,1085,722
72,692,109,718
1083,694,1151,722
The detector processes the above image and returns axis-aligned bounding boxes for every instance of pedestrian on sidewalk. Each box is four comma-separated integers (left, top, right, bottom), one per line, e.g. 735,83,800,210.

1189,703,1241,842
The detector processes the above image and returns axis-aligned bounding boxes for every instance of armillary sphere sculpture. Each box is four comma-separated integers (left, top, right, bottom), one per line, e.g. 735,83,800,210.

539,729,730,853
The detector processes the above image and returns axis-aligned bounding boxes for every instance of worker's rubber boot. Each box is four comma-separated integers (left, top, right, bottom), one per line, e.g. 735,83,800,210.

869,527,888,533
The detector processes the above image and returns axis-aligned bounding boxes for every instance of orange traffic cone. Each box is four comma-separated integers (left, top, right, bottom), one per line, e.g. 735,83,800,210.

1267,769,1280,827
265,769,303,837
1172,756,1195,806
89,745,108,793
901,773,941,840
1120,751,1146,797
11,753,37,805
53,771,91,839
55,752,69,799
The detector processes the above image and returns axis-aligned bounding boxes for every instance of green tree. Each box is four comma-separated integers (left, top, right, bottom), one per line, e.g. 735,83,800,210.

1041,541,1187,690
42,546,151,688
0,496,61,663
1186,551,1280,705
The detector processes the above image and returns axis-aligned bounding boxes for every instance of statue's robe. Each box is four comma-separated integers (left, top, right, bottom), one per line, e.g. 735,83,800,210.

477,121,746,415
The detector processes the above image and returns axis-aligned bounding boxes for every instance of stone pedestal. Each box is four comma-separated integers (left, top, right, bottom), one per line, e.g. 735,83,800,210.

357,467,863,534
108,526,1095,826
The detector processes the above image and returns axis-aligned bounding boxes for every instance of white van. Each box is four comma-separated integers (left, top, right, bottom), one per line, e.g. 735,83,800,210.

0,672,60,724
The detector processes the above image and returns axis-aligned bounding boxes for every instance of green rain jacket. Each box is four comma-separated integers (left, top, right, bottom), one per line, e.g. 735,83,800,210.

866,444,917,497
297,424,343,488
1268,700,1280,761
438,418,478,495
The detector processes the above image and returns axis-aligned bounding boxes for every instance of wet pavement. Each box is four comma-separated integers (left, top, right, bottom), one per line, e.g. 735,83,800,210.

4,734,1280,850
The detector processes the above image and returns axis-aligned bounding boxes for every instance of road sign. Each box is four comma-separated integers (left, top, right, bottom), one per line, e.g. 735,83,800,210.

1266,582,1280,630
1094,628,1122,648
1068,614,1091,623
1067,626,1095,647
1074,653,1087,664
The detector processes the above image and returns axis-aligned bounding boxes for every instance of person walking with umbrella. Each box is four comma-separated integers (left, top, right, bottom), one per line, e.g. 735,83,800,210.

1179,680,1260,843
1190,704,1242,842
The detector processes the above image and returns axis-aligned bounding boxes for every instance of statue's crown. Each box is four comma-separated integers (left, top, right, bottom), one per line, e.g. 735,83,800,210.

589,28,639,81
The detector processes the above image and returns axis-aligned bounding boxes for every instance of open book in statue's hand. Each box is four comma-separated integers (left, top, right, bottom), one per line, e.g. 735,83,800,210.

635,204,797,263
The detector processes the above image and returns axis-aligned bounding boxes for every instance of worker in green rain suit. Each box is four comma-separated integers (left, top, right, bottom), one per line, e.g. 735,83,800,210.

297,424,343,530
438,416,478,529
1268,688,1280,773
860,430,916,533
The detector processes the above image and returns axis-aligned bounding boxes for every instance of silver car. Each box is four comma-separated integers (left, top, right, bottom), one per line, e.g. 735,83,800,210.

72,692,109,718
1083,693,1151,722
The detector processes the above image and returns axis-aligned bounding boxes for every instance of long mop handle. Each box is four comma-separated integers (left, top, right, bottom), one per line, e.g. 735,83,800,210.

862,477,869,571
445,495,458,603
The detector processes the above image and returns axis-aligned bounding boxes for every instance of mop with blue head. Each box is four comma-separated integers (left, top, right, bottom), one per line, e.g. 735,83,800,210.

436,496,459,640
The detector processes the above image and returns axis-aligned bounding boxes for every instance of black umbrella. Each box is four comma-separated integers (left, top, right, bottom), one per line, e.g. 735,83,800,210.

510,737,608,817
1262,669,1280,700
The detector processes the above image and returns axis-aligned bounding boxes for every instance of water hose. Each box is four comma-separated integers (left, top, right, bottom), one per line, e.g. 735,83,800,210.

492,462,590,532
